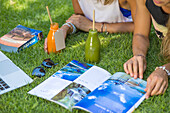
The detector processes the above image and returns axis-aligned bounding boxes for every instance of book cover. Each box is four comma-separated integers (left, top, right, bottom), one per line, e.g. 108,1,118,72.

28,60,147,112
0,25,43,52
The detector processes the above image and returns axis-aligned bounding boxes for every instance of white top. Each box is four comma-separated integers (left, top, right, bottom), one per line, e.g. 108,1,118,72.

78,0,132,23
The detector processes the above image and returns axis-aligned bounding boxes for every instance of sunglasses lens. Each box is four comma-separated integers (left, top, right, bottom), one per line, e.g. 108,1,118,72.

32,67,46,78
42,58,56,68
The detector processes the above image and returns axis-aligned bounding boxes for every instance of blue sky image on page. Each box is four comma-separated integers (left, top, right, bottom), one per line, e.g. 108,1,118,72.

52,60,93,81
75,72,147,113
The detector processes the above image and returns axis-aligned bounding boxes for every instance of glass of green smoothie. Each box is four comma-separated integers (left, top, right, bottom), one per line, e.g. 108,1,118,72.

85,29,100,63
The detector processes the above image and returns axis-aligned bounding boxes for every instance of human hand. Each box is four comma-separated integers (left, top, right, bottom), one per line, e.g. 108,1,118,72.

123,55,147,79
44,27,67,53
144,68,168,99
66,14,92,32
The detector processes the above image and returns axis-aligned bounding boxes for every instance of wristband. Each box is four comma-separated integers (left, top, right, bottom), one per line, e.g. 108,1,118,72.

155,66,170,76
135,54,146,59
104,23,109,35
67,22,77,34
62,23,73,34
62,23,72,28
101,23,104,32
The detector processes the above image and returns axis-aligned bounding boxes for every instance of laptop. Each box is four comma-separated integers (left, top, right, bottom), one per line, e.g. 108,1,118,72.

0,51,33,95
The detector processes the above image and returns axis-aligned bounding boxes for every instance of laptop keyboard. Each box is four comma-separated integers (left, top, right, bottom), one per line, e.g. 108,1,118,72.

0,78,10,92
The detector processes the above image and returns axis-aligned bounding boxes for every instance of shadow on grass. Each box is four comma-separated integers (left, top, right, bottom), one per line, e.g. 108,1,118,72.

0,0,73,37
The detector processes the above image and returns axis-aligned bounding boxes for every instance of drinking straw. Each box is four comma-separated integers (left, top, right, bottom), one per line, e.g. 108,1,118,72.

46,6,53,25
93,9,95,31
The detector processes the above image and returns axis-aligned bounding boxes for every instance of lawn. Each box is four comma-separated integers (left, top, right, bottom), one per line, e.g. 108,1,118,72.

0,0,169,113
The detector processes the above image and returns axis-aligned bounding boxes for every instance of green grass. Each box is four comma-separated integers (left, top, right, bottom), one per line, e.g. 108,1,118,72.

0,0,170,113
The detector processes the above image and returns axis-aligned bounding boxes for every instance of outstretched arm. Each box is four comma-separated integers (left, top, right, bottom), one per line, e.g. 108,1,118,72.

124,0,151,79
124,0,169,98
66,15,134,33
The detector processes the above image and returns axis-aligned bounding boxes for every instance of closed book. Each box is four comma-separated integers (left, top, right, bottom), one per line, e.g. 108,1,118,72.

0,25,43,52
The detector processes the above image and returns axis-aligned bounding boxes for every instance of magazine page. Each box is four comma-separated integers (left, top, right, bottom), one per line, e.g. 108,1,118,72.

28,77,72,100
52,60,93,81
73,66,111,91
29,60,110,110
73,72,147,113
50,65,111,110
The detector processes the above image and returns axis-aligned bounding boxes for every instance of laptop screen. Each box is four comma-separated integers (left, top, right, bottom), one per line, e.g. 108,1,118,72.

0,51,8,62
0,59,19,76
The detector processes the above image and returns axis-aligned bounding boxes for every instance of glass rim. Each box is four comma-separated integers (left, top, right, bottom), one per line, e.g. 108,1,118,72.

89,28,98,32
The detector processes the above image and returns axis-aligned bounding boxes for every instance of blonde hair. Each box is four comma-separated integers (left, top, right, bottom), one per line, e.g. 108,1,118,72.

161,16,170,62
97,0,114,5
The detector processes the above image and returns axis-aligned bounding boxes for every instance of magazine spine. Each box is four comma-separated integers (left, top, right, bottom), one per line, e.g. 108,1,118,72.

18,35,40,52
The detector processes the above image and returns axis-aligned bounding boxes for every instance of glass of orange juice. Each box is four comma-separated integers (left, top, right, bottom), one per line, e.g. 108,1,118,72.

47,22,60,54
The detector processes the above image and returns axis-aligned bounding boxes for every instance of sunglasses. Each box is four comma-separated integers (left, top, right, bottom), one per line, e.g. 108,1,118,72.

32,58,58,78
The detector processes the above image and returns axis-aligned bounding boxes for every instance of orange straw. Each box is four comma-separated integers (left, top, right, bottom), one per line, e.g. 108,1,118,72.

46,6,53,24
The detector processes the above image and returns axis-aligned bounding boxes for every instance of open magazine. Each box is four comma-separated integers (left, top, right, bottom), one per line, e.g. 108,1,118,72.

28,60,147,113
